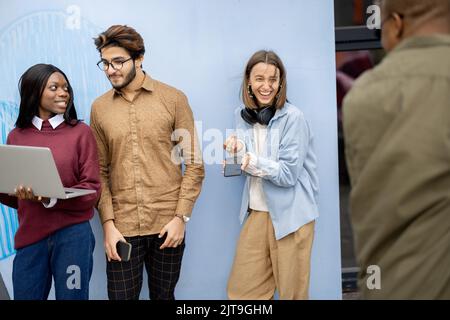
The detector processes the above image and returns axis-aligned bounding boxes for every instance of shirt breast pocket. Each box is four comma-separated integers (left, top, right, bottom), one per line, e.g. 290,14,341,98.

142,112,174,145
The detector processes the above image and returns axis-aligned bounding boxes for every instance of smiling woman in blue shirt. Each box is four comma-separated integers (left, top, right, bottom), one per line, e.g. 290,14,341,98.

224,50,319,300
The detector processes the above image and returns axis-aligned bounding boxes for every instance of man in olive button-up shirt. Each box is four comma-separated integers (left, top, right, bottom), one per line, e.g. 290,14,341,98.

343,0,450,299
90,25,204,300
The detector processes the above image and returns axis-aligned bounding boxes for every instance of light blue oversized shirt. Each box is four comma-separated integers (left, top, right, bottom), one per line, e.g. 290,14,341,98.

234,102,319,240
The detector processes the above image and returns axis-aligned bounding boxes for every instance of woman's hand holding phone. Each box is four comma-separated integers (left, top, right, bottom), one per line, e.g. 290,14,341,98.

223,135,244,154
223,135,244,177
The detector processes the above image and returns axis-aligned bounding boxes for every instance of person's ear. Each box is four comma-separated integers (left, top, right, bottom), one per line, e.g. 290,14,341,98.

247,83,253,97
136,55,144,69
392,12,404,39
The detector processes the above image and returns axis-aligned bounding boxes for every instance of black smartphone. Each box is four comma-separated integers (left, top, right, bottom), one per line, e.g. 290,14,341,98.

116,241,132,262
224,157,242,177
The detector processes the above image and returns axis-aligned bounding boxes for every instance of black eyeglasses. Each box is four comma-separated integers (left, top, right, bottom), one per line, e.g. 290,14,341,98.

97,57,133,71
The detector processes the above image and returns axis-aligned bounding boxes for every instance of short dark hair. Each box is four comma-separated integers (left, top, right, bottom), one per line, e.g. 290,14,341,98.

241,50,287,110
16,64,78,128
381,0,450,24
94,25,145,59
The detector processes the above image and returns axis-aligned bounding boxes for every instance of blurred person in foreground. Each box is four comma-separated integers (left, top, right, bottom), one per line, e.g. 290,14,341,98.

343,0,450,299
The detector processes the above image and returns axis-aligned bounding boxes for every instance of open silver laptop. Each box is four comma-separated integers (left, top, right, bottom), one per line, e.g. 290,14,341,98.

0,144,96,199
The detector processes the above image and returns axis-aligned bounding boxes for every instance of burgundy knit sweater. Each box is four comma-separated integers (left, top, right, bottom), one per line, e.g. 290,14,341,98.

0,120,100,249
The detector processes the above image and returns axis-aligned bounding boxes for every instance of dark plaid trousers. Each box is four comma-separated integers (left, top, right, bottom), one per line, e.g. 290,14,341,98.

106,234,185,300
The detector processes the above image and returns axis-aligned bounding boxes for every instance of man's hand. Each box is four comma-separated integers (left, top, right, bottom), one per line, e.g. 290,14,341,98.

103,220,126,262
158,217,185,250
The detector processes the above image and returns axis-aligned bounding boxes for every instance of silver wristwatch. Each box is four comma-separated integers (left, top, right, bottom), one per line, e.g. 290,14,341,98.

175,214,190,223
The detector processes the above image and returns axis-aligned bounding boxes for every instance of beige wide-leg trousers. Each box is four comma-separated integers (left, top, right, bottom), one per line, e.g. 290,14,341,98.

227,210,315,300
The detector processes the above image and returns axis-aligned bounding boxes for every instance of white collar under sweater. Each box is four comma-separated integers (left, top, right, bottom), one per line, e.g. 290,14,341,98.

32,114,65,131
